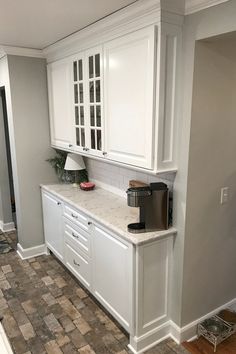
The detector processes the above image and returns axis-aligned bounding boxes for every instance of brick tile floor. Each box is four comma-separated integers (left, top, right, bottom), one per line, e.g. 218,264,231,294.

0,231,189,354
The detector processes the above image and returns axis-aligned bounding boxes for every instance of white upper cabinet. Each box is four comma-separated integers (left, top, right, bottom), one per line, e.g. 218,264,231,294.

46,0,183,173
47,58,73,150
103,26,155,169
71,47,104,157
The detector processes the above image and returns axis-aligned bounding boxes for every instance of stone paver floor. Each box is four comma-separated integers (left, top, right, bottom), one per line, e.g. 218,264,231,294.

0,231,189,354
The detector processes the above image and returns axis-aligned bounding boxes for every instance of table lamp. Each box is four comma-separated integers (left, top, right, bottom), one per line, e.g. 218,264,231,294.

64,153,87,187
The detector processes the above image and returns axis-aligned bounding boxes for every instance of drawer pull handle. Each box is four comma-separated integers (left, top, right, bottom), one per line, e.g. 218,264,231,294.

71,213,78,219
73,260,80,267
72,232,79,239
57,202,61,206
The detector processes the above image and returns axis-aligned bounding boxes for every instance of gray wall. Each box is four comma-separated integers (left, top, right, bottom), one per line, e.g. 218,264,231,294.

0,55,57,248
0,94,12,225
170,0,236,327
182,39,236,325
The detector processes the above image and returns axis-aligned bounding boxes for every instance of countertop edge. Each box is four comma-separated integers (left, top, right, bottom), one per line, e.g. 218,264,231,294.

40,184,177,246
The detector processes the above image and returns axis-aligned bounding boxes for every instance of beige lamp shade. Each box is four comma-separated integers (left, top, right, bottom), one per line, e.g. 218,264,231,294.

64,153,85,171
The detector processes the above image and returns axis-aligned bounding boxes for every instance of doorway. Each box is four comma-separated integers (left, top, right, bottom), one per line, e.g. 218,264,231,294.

0,87,17,231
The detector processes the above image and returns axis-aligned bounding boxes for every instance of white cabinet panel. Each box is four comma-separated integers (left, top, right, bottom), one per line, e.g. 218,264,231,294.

42,192,64,261
93,224,133,332
136,237,172,336
47,58,73,150
104,26,155,169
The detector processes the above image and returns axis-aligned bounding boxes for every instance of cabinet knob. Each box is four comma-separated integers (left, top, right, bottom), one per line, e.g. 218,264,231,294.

69,144,73,147
57,202,61,206
102,151,107,156
72,232,79,239
71,213,78,219
73,259,80,267
83,147,89,152
88,221,92,226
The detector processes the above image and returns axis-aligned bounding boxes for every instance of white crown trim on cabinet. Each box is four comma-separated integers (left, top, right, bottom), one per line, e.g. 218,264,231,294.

185,0,230,14
0,1,229,61
43,0,185,63
17,243,48,260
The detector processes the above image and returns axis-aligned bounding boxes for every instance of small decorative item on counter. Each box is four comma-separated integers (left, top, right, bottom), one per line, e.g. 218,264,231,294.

80,182,95,191
64,153,88,186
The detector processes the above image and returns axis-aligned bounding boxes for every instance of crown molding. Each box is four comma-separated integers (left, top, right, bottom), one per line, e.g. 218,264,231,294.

0,0,228,62
0,45,44,59
43,0,184,63
185,0,230,15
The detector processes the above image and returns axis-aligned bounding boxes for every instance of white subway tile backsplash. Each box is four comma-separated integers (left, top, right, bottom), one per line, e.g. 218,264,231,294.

84,157,175,194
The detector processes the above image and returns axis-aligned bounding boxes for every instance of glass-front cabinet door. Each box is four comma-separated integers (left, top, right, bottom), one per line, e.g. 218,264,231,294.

87,51,103,153
72,47,103,156
73,54,86,150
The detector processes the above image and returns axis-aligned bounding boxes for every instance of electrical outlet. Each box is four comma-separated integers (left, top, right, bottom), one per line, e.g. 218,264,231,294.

220,187,229,204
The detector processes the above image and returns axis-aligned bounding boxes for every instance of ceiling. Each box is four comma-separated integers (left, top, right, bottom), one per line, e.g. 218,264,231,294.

0,0,137,50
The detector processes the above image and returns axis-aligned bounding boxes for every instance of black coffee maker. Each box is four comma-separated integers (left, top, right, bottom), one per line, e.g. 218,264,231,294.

126,182,169,233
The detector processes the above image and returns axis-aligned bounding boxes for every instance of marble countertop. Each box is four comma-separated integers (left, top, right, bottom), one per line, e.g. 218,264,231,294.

41,184,177,245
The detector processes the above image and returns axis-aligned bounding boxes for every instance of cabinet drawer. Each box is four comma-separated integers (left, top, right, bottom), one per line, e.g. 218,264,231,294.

65,243,91,289
64,219,90,257
64,204,89,231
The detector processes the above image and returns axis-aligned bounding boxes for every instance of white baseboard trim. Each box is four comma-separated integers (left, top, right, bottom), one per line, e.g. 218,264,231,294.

129,321,171,354
170,297,236,343
17,243,47,260
0,221,15,232
127,297,236,353
0,322,13,354
169,321,181,344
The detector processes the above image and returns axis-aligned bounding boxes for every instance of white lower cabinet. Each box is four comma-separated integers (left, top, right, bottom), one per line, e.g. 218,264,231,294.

41,190,173,353
41,192,64,261
92,224,133,332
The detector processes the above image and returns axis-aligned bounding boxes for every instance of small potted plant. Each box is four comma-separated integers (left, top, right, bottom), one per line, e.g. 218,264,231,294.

46,149,73,183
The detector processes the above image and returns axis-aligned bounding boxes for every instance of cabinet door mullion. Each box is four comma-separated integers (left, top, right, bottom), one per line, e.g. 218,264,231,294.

86,47,103,156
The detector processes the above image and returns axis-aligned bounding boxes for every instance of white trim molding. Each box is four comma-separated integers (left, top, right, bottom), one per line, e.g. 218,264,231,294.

0,0,230,62
0,45,44,59
43,0,184,63
17,243,48,260
129,321,171,354
185,0,230,14
0,221,15,232
170,297,236,343
128,296,236,353
0,323,13,354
